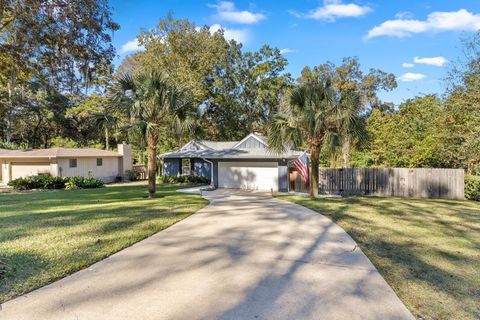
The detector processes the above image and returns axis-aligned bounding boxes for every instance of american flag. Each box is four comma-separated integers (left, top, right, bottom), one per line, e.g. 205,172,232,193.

294,152,309,182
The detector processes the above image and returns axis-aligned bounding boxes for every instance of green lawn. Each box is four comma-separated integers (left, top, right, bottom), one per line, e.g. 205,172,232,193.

277,195,480,320
0,182,208,303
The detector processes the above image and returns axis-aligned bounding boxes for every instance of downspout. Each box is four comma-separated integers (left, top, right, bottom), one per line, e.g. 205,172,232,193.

202,158,214,187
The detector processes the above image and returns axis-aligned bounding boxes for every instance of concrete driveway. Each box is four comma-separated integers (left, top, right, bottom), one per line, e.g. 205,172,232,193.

0,190,413,320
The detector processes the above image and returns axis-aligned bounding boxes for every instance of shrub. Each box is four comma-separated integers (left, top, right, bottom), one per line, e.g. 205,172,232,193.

65,180,79,190
65,177,104,189
158,175,210,185
126,170,140,181
7,178,29,190
81,178,104,189
465,175,480,201
8,175,64,190
40,176,65,189
8,176,104,190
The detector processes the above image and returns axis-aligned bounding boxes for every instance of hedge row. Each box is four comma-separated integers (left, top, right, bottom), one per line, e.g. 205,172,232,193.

8,175,104,190
158,175,210,184
465,175,480,201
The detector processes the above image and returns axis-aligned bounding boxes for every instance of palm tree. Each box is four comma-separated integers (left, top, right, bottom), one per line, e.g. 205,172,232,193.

268,81,361,197
91,111,119,150
325,91,365,168
111,71,191,198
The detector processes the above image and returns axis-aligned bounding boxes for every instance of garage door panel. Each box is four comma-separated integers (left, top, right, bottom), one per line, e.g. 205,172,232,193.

218,161,278,191
11,163,51,180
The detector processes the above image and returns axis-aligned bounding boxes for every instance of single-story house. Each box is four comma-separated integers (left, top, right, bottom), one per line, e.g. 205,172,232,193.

159,133,304,192
0,143,133,184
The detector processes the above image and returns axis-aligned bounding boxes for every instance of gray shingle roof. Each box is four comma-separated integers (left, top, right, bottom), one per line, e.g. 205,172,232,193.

161,148,303,159
0,148,122,158
199,141,238,150
160,133,303,159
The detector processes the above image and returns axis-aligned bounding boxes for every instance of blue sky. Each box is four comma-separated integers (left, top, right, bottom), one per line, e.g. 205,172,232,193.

109,0,480,104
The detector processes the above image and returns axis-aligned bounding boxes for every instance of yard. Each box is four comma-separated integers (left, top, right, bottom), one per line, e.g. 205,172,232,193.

0,182,208,303
278,195,480,320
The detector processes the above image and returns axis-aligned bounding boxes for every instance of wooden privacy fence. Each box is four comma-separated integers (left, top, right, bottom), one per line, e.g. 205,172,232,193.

290,168,465,200
132,164,147,180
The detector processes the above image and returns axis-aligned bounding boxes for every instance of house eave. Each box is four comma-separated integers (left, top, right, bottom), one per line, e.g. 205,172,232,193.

159,152,302,160
0,154,121,159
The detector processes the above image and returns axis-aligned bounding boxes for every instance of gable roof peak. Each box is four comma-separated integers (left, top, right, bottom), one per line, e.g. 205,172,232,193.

232,132,268,149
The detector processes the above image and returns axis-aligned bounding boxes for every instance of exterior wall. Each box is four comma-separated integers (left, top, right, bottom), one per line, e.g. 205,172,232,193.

1,158,56,183
11,162,51,180
0,153,128,184
163,158,285,190
213,160,219,188
1,161,10,184
57,157,119,182
118,143,133,178
163,158,212,180
163,158,180,176
193,159,211,179
278,159,289,192
50,160,59,177
236,136,266,149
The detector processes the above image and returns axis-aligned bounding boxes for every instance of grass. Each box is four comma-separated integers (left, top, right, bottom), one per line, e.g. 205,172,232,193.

277,195,480,320
0,182,208,303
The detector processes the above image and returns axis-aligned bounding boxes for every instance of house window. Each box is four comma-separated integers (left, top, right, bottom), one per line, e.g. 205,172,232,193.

97,158,103,166
69,159,77,168
182,159,191,175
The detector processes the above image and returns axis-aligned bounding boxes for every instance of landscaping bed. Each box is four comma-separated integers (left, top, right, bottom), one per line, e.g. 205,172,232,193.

8,175,105,190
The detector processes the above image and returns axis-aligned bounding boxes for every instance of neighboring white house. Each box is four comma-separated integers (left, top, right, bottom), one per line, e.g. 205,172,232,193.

0,143,132,184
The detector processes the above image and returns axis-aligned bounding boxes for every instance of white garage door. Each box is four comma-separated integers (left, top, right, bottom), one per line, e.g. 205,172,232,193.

11,163,51,180
218,161,278,191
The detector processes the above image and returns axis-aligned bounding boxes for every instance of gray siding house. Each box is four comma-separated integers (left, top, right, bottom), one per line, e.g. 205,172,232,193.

159,133,304,192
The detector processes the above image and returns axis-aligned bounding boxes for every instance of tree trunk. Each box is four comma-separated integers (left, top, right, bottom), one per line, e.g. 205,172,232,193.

31,114,43,149
309,144,320,197
6,81,12,143
105,127,109,150
147,131,158,198
342,139,350,168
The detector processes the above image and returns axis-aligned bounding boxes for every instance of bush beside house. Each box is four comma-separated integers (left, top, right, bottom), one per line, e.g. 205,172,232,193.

465,175,480,201
158,175,210,185
8,176,104,190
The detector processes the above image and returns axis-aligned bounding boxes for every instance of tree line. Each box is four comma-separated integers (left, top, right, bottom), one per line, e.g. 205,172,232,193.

1,2,479,196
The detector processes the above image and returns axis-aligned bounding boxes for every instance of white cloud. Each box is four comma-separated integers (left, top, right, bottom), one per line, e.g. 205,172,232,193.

209,24,249,43
120,39,144,54
302,0,371,21
395,11,414,20
367,20,428,38
367,9,480,39
399,72,426,82
209,1,266,24
288,10,302,18
413,56,448,67
280,48,295,54
402,62,415,68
